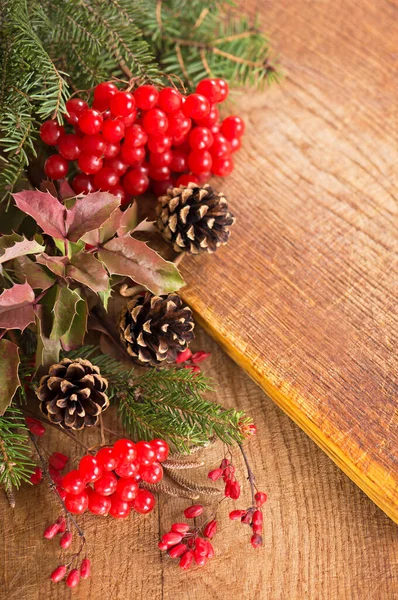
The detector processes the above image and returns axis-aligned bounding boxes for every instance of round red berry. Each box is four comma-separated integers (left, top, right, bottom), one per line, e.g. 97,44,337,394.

212,156,233,176
57,133,81,160
62,470,85,494
124,124,148,147
44,154,68,180
113,439,137,463
134,85,159,110
104,141,120,159
121,110,137,127
142,108,168,135
94,471,118,496
40,120,64,145
132,489,155,514
176,173,199,186
72,173,95,194
93,81,118,111
189,127,213,150
147,134,172,154
116,477,139,502
221,115,245,139
149,150,172,167
158,87,182,113
64,490,88,514
150,439,169,462
109,184,127,204
79,455,102,483
196,79,222,103
115,461,139,479
167,111,191,139
104,157,128,177
148,164,171,182
195,104,219,128
102,118,125,143
87,489,111,515
140,462,163,484
80,133,106,156
214,78,229,102
110,91,135,117
188,150,212,174
120,143,145,166
229,137,242,153
78,153,103,174
135,441,156,465
251,533,262,548
109,496,131,519
93,167,119,190
79,109,103,135
123,169,149,196
66,98,88,126
183,94,210,120
210,133,231,158
254,491,268,507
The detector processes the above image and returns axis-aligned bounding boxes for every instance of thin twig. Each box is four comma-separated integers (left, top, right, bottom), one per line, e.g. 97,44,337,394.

238,443,255,506
99,415,105,446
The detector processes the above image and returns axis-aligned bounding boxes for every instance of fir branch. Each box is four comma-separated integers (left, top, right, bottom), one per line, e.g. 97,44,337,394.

0,407,34,490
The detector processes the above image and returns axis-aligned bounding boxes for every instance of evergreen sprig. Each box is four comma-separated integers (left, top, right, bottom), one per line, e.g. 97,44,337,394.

0,407,34,489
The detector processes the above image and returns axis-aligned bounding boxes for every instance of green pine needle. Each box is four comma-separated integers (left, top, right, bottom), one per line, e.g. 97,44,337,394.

0,407,34,489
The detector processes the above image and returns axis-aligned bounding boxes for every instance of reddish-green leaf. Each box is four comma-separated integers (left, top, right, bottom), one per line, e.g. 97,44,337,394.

98,235,185,295
81,201,138,245
50,287,81,340
0,282,35,331
35,303,61,369
0,233,45,265
117,202,139,237
12,256,55,290
0,339,21,415
65,192,120,242
36,254,68,278
60,297,88,351
66,252,109,292
13,191,67,239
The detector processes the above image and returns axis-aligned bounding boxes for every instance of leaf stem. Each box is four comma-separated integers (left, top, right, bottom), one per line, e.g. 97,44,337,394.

238,443,256,506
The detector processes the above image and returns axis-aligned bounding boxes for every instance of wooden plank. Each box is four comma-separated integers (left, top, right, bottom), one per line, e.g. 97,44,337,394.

1,328,397,599
180,0,398,522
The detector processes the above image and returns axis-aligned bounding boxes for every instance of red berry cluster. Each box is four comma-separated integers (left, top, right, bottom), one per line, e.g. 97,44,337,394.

158,504,217,570
60,438,169,518
229,491,267,549
208,457,241,499
176,347,212,374
39,78,245,204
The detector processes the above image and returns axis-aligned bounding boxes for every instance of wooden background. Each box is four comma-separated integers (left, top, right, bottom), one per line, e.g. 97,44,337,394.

181,0,398,521
1,328,398,600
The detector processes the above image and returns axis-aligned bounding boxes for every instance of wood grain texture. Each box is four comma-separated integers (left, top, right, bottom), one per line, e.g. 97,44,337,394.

1,328,397,600
180,0,398,522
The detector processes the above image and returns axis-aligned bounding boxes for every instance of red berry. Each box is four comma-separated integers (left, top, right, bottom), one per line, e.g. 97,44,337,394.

96,447,119,471
104,157,128,177
140,462,163,484
184,504,203,519
251,533,263,548
183,94,210,120
93,167,119,190
25,417,45,436
80,133,106,156
191,351,211,363
134,85,159,110
208,468,223,481
158,541,169,551
148,164,171,181
161,531,183,546
171,522,190,534
241,511,252,524
62,470,85,494
50,467,64,485
147,134,172,154
189,126,213,150
214,78,229,102
57,133,81,160
196,79,222,103
66,568,80,588
109,496,131,519
252,522,263,534
115,461,139,479
169,149,188,172
210,133,231,158
102,118,125,143
203,519,217,539
168,543,188,558
110,91,135,117
116,477,139,502
193,548,207,567
121,110,137,126
110,184,128,204
142,108,168,135
60,531,73,549
206,541,215,558
72,173,95,194
229,509,246,520
167,112,191,139
254,491,268,507
93,81,118,111
158,87,182,113
49,452,69,471
57,487,67,501
212,156,233,177
188,150,212,174
176,173,199,186
135,441,156,465
124,124,148,147
149,150,172,167
40,120,64,145
87,489,111,515
94,471,118,496
150,439,169,462
44,523,60,539
229,137,242,153
78,153,103,174
56,516,66,533
175,348,193,363
221,115,245,139
30,466,43,485
121,143,145,166
195,103,219,127
44,154,68,180
79,455,102,483
252,510,263,525
179,550,194,570
132,489,155,514
79,109,103,135
123,168,149,196
104,141,121,159
66,98,88,126
113,439,137,463
50,565,67,583
194,537,208,556
80,558,91,579
65,490,88,514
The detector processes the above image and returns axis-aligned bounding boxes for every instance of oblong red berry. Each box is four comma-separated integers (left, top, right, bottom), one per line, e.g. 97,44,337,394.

168,543,187,558
171,522,190,535
229,509,246,520
194,537,208,557
60,531,73,549
44,523,60,539
161,531,183,547
251,533,263,548
80,558,91,579
49,452,69,471
66,568,80,588
183,504,203,519
208,468,223,481
179,550,194,570
50,565,67,583
203,519,217,539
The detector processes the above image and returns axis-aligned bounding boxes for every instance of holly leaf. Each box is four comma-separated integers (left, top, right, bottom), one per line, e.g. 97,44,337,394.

0,282,35,331
98,285,113,311
13,190,67,239
50,287,81,340
35,302,61,369
12,256,55,290
60,296,88,351
65,192,120,242
0,233,45,265
36,254,68,278
0,339,21,415
81,201,139,246
98,235,185,295
66,252,109,293
117,202,139,237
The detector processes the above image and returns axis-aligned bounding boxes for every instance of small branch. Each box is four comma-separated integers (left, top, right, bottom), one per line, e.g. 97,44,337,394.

238,443,255,506
99,414,105,446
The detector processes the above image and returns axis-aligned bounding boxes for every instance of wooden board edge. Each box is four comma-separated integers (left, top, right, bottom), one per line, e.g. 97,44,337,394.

187,306,398,524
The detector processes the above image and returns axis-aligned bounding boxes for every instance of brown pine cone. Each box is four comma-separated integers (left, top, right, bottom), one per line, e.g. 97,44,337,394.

119,291,194,366
156,183,235,254
36,358,109,430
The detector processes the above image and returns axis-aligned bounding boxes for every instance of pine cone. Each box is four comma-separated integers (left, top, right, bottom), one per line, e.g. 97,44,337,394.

36,358,109,430
119,292,194,365
156,183,235,254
